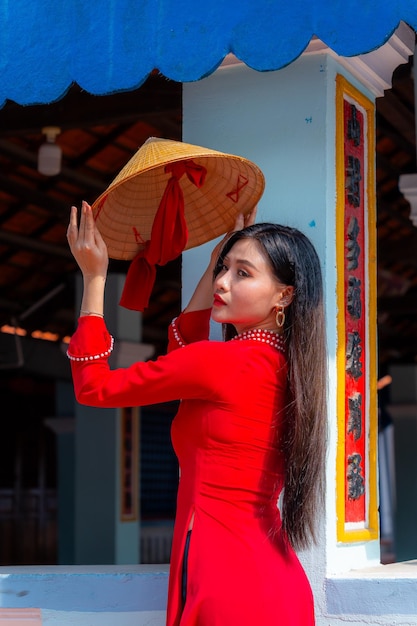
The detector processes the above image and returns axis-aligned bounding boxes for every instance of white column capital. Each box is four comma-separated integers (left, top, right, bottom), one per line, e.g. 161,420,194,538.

399,173,417,227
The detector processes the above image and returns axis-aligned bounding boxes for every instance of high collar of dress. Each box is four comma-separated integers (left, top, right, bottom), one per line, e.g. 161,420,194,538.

231,328,285,352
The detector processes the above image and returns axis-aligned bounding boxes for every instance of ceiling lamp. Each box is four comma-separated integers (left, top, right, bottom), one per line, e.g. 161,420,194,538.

38,126,62,176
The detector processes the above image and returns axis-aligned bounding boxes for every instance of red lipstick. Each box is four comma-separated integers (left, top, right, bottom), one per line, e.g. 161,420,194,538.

213,294,226,306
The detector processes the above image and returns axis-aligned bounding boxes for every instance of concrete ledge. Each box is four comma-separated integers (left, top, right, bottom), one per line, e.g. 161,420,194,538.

0,565,169,612
326,560,417,616
2,561,417,623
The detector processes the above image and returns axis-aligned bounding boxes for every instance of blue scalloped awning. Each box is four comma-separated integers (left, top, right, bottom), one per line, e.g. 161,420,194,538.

1,0,416,106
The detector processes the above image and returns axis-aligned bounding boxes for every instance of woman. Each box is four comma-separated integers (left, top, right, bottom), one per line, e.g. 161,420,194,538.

67,201,327,626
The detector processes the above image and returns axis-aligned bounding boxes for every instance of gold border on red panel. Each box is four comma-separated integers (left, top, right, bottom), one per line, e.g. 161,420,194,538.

335,74,378,543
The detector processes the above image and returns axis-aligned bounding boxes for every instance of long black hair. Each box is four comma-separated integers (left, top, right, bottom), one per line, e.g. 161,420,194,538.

214,223,327,550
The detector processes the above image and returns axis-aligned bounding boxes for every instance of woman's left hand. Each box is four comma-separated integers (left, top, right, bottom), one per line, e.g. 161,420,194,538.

67,200,109,280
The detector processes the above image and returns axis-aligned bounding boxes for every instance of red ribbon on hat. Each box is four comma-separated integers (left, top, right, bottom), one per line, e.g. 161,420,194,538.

119,159,207,311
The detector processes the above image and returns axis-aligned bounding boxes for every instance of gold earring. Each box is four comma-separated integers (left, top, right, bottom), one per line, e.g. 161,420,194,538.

275,305,285,330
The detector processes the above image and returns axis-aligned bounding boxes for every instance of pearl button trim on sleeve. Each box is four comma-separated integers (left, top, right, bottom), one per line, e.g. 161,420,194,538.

66,335,115,361
171,318,186,347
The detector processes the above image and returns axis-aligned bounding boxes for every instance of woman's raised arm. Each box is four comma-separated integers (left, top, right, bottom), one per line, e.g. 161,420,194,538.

183,208,257,314
67,200,109,318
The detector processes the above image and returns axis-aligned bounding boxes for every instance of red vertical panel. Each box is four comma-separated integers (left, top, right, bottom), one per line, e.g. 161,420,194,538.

343,99,367,523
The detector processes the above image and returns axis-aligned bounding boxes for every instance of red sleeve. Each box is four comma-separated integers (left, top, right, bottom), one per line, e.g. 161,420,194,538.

67,316,113,360
67,312,285,412
68,314,219,408
167,308,211,351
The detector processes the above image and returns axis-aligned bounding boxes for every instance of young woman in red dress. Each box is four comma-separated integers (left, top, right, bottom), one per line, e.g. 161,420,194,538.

67,201,327,626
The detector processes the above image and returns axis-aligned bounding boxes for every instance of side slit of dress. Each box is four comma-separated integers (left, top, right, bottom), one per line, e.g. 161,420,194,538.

181,529,192,608
181,508,195,610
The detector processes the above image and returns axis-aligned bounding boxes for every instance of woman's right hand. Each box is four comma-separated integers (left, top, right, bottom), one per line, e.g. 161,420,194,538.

209,206,258,268
67,200,109,279
183,207,258,314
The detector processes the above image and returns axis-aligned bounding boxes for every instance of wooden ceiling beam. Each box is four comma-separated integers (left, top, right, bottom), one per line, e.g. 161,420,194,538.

0,139,106,193
377,89,416,144
377,197,415,228
378,233,417,266
0,79,182,136
378,291,417,315
0,228,71,259
0,173,70,219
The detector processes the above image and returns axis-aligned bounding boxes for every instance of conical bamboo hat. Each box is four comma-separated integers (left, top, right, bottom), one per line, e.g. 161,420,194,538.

92,136,265,260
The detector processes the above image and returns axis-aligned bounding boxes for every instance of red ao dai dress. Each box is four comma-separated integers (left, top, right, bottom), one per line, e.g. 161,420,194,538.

68,308,315,625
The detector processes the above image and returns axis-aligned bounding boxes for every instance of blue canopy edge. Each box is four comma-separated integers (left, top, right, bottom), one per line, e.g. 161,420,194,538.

0,0,415,106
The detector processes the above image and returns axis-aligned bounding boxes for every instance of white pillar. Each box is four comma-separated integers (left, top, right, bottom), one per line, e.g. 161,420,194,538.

182,23,414,622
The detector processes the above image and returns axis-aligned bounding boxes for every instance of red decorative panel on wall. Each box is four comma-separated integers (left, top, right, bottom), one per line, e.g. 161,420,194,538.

336,75,378,542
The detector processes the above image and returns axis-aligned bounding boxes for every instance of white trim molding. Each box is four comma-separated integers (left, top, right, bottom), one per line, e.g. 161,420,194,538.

222,21,415,98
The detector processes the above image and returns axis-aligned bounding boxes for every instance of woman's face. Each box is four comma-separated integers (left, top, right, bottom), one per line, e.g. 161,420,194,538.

212,238,289,334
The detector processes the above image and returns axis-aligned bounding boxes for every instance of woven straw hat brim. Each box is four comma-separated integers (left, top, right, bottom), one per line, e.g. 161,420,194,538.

92,138,265,261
